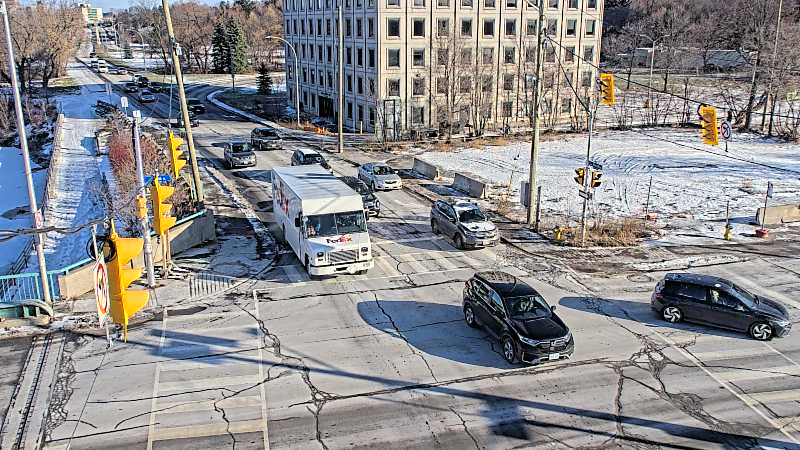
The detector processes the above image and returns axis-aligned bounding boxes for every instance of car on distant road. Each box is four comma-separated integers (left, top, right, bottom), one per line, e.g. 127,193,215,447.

138,90,155,103
176,111,199,128
463,271,574,364
651,273,792,341
340,176,380,218
109,67,122,75
290,148,331,171
148,83,165,93
223,141,256,169
123,82,139,93
430,199,499,249
250,127,281,150
136,76,150,87
358,162,402,191
187,98,206,115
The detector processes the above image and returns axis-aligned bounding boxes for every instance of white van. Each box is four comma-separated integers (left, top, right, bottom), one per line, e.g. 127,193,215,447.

273,165,373,277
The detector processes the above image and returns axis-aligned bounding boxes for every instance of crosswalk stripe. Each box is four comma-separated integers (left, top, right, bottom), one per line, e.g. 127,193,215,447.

159,355,262,372
155,396,263,415
750,389,800,403
157,374,258,393
153,419,264,441
715,365,800,382
403,259,428,274
436,256,459,271
690,346,772,362
373,256,398,277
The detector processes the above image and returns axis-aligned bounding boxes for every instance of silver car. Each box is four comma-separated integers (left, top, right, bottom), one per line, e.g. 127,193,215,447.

224,141,256,169
430,200,499,249
358,162,402,191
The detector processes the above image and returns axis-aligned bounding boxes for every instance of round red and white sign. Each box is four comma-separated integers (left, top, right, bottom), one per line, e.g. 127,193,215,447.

94,261,110,319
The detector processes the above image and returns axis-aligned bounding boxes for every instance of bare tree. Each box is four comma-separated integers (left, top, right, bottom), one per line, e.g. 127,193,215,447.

432,32,471,141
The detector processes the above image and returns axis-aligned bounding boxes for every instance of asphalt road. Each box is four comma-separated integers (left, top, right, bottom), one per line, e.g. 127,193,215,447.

37,69,800,449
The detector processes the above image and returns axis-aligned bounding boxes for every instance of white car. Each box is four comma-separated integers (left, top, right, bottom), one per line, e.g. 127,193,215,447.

358,162,402,191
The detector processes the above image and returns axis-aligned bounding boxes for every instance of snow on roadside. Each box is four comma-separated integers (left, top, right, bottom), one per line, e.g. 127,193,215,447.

0,148,46,273
419,128,800,243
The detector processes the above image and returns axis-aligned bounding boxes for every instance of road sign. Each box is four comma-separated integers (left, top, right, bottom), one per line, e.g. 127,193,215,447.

120,96,128,109
105,81,112,96
94,259,110,324
144,174,173,185
721,121,732,141
588,161,603,171
767,181,774,199
34,210,43,228
578,189,593,200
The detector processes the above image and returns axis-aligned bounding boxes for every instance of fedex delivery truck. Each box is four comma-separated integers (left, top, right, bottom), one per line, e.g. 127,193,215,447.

273,165,374,276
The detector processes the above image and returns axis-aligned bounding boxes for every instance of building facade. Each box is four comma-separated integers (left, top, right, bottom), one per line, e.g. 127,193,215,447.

79,4,103,25
282,0,603,135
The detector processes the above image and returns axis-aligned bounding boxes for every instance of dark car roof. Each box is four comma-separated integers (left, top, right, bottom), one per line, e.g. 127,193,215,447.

664,273,733,288
475,271,539,298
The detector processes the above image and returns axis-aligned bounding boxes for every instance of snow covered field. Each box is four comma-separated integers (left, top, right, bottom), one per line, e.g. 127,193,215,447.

0,148,46,273
419,128,800,243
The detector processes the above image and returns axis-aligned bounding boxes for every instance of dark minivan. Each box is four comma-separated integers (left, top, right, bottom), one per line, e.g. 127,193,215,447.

651,273,792,340
463,271,574,364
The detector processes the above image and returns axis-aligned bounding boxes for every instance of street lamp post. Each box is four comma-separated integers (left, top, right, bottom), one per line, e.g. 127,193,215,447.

265,36,300,127
133,30,149,72
640,33,670,109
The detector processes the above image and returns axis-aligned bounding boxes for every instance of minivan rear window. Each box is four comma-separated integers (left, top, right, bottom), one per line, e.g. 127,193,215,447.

664,281,706,301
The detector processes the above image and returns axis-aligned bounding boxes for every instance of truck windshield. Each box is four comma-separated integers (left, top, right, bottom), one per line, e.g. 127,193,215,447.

306,211,366,237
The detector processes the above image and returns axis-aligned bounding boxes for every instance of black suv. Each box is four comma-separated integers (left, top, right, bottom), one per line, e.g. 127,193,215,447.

651,273,792,340
340,176,380,218
463,272,574,364
290,148,331,171
187,98,206,114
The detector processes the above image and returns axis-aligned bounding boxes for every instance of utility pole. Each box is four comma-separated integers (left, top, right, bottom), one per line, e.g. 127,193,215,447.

765,0,783,135
337,4,344,153
1,1,51,304
579,101,595,247
526,0,545,226
131,111,156,288
161,0,204,202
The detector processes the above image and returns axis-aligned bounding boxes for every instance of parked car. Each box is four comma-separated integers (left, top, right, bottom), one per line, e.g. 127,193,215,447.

651,273,792,340
463,271,574,364
340,176,380,218
224,141,256,169
138,90,156,103
187,97,206,114
358,162,402,191
250,127,281,150
123,82,139,93
290,148,331,171
430,199,499,249
109,67,122,75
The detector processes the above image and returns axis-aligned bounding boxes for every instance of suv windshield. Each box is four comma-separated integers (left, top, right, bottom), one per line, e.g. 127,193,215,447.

256,129,277,137
230,143,251,154
187,99,201,105
373,165,392,175
306,211,366,237
458,208,486,223
506,295,551,319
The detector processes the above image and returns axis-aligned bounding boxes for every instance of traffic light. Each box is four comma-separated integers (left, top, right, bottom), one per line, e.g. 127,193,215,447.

167,131,186,179
108,229,149,341
151,177,176,236
599,73,616,106
590,170,602,188
699,105,719,146
574,167,586,186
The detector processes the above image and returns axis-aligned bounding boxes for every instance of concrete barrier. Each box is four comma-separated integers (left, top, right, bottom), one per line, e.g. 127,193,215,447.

453,172,488,199
413,158,441,180
756,203,800,225
56,210,217,300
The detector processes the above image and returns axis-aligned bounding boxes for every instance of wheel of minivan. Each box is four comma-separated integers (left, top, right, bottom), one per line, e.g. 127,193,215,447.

750,322,773,341
464,305,477,328
662,306,682,323
454,234,465,250
501,335,517,364
431,219,439,234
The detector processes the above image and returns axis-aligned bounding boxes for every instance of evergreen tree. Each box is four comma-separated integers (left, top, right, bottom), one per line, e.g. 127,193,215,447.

256,63,273,95
211,22,229,73
225,20,249,74
235,0,257,14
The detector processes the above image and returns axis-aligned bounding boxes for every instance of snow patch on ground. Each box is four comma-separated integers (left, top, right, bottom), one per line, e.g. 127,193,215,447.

0,148,46,273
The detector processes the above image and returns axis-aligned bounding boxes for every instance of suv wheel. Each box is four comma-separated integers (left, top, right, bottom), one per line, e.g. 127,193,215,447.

431,219,439,234
750,322,773,341
464,305,477,328
501,335,517,364
662,306,682,323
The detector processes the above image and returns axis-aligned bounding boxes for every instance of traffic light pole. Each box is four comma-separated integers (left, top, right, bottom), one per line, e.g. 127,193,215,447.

1,1,51,305
579,101,595,247
161,0,204,203
337,5,344,153
131,113,156,288
526,0,545,228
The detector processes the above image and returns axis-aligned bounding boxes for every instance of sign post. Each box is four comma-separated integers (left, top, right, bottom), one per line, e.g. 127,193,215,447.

721,120,732,152
92,226,112,347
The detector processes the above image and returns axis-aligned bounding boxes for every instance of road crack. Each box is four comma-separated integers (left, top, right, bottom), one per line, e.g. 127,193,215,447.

448,406,481,449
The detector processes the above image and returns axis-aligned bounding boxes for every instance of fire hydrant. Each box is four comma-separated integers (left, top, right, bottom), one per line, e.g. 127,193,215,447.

723,224,733,241
554,227,564,242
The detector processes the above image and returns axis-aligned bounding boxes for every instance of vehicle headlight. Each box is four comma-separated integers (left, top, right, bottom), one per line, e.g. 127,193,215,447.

518,335,539,347
774,319,791,328
563,330,572,341
360,246,369,254
316,252,325,258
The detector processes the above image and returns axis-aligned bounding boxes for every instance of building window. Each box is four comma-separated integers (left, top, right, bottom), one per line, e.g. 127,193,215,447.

548,0,558,7
587,0,596,8
388,49,400,67
436,77,447,94
525,47,535,63
546,46,556,62
561,97,571,113
387,18,400,37
565,46,575,63
388,0,400,6
326,18,331,35
437,48,448,65
581,71,592,87
585,20,596,37
414,0,425,6
461,19,472,37
563,72,573,87
502,101,513,117
346,18,352,36
368,48,376,67
301,20,305,34
547,19,557,36
568,0,578,8
506,0,516,7
327,71,333,88
438,0,449,5
483,19,494,37
303,90,308,107
357,47,364,66
583,45,594,62
330,45,335,63
347,74,353,92
527,19,537,36
505,19,516,36
437,18,449,36
318,45,323,62
357,105,364,124
461,47,472,63
356,18,362,37
413,77,425,95
412,19,425,37
358,76,364,94
302,68,307,82
412,48,425,66
504,47,515,64
482,47,493,65
369,107,376,125
411,106,424,124
462,0,473,7
388,78,400,96
368,18,374,37
484,0,495,6
311,93,316,107
317,19,322,35
369,78,376,95
566,19,577,37
347,101,353,119
482,75,492,92
503,74,514,90
308,19,314,35
301,43,306,58
459,76,471,93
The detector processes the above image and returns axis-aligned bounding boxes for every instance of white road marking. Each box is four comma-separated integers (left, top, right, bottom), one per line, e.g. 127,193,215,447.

750,390,800,403
147,310,168,450
155,395,263,414
157,374,258,392
373,255,399,277
689,346,772,362
765,342,800,369
154,419,265,441
254,297,271,450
